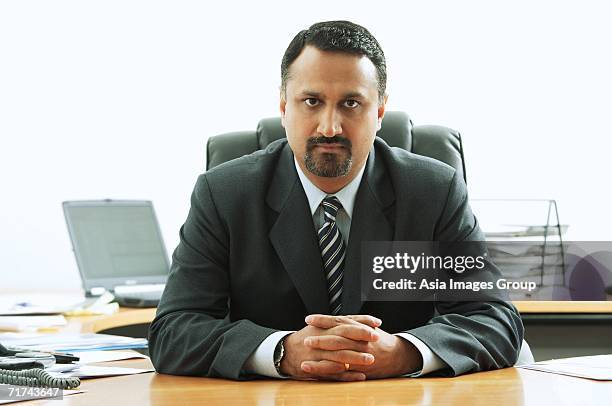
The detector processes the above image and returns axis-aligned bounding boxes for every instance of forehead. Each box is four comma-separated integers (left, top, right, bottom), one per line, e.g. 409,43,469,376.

286,45,379,98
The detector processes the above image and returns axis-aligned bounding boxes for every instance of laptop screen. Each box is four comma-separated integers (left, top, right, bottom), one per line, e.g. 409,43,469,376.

63,200,170,290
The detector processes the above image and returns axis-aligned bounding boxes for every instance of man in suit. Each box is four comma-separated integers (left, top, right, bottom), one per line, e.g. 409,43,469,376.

148,20,524,381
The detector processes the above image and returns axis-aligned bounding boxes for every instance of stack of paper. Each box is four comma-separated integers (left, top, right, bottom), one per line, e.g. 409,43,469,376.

518,354,612,380
0,292,118,316
0,332,147,352
52,350,153,378
73,350,148,364
47,364,154,379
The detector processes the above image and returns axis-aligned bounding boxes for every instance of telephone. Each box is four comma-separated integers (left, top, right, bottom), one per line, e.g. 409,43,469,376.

0,343,80,389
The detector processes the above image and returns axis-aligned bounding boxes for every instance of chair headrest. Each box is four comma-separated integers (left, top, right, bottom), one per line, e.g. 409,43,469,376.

206,111,466,184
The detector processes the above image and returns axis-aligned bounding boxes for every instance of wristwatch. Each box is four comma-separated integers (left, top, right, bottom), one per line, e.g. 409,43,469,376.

273,336,287,376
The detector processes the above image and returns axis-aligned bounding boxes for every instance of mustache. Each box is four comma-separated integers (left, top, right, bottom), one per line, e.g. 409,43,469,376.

306,136,352,149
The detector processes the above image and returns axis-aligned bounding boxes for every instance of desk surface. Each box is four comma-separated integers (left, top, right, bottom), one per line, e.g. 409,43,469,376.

24,358,612,406
11,302,612,405
64,308,157,334
514,301,612,313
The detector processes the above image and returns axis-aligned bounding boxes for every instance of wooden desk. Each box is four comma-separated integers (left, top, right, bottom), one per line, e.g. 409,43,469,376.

512,301,612,361
7,297,607,377
10,305,612,405
63,302,612,365
63,302,612,362
25,358,612,405
65,308,157,334
514,301,612,313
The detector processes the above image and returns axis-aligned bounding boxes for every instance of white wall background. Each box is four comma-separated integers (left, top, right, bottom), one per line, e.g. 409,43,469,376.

1,0,610,290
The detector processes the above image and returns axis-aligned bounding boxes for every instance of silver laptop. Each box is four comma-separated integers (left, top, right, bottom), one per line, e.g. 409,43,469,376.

63,200,170,307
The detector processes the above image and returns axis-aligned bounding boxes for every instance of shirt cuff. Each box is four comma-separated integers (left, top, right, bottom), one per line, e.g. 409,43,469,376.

243,330,294,378
395,333,445,377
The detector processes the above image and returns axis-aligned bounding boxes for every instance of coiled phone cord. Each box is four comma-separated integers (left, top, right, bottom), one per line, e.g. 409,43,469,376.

0,367,80,389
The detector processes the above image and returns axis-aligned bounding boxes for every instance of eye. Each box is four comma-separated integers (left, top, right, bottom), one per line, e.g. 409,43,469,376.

343,99,360,108
304,98,320,107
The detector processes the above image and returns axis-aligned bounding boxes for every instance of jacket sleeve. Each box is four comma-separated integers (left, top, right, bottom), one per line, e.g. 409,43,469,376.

148,174,277,379
407,170,525,376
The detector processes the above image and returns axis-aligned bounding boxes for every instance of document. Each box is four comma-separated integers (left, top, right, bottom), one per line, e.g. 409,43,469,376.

0,315,67,332
518,354,612,380
0,292,117,316
73,350,148,364
0,332,147,352
48,365,154,378
0,293,88,316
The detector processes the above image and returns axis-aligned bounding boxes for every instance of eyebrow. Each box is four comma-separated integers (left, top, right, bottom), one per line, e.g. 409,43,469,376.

298,90,367,99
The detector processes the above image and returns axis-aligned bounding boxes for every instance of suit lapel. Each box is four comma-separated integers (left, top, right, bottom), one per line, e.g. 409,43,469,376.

343,143,395,314
267,144,331,315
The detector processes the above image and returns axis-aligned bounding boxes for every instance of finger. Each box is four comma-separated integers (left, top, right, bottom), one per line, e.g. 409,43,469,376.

305,314,382,329
344,315,382,328
328,324,380,342
301,361,367,381
304,335,370,352
301,360,346,375
305,314,360,329
304,316,379,342
305,315,382,337
315,349,375,366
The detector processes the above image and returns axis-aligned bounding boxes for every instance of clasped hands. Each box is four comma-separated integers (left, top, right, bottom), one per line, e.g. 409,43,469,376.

279,314,423,381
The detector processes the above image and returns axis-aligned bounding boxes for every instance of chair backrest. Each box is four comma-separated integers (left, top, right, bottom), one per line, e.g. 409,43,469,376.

206,111,467,183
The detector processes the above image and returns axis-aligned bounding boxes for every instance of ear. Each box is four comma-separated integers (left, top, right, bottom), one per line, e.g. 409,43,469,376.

376,94,388,131
280,90,287,128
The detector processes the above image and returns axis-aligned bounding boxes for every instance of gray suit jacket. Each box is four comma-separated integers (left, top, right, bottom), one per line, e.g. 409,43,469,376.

148,137,524,379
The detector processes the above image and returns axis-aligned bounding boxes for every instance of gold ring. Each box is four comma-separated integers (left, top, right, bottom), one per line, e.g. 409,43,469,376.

344,363,350,371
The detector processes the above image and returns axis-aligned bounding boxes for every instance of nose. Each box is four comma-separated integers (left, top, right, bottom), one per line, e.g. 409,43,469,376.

316,107,342,137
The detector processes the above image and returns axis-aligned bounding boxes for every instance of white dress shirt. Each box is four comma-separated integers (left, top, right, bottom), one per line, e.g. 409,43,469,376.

243,158,445,378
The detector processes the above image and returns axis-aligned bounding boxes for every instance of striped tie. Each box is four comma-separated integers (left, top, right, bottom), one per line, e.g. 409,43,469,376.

318,196,346,315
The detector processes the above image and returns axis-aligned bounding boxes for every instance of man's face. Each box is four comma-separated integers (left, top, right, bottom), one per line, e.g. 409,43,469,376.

281,46,386,179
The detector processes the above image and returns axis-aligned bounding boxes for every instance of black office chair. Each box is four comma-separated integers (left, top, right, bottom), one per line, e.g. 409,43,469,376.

206,111,467,184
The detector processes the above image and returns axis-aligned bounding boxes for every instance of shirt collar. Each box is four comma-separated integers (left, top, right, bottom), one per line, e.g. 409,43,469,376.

294,157,365,219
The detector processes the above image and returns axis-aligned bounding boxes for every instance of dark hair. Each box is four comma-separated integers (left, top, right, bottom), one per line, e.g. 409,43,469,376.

281,20,387,102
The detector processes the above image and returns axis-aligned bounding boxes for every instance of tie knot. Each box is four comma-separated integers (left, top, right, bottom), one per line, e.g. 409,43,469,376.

322,196,342,220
